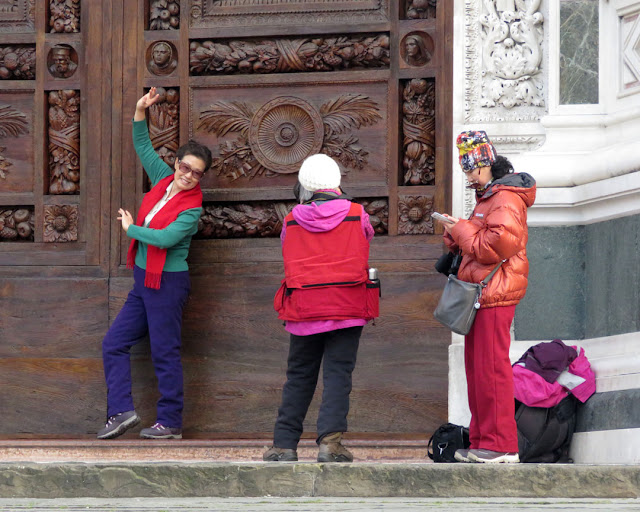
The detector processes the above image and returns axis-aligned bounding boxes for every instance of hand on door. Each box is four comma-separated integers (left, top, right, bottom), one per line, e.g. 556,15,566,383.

134,87,162,121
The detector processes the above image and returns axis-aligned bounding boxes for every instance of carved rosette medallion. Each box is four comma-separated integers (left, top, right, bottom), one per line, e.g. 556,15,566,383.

0,207,34,241
49,0,80,33
48,90,80,195
398,195,434,235
249,97,324,174
0,45,36,79
44,204,78,242
402,79,436,186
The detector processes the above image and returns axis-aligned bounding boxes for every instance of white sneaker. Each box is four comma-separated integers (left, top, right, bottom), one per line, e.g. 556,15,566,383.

468,449,519,463
454,448,473,462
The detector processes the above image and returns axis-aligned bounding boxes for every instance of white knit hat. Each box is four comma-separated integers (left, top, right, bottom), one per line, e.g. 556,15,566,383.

297,154,341,192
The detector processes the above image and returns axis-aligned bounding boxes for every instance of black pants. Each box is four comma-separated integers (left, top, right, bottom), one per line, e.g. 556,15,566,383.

273,326,362,449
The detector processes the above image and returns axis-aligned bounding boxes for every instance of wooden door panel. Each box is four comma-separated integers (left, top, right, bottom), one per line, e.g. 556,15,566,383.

0,0,453,437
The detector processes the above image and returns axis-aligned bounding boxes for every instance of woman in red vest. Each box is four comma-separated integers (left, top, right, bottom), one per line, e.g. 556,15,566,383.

97,88,212,440
264,154,378,462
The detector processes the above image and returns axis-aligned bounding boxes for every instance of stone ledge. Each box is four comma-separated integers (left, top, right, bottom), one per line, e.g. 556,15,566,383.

0,439,429,463
1,462,639,499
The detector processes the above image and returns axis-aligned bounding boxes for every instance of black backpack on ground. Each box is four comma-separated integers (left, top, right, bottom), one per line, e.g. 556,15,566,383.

427,423,470,462
515,394,578,463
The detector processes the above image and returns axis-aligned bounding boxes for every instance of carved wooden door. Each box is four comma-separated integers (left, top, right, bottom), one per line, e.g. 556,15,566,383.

0,0,452,438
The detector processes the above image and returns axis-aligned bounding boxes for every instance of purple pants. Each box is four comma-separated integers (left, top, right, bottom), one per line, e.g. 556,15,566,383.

102,265,190,428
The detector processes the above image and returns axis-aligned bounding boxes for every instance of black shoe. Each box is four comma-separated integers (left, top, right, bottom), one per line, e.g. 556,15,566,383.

139,422,182,439
97,411,140,439
263,446,298,461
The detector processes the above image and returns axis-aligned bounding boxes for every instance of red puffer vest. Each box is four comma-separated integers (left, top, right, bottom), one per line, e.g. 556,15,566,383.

274,202,379,321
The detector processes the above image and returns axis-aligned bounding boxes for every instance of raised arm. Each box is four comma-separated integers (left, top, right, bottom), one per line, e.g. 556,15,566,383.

132,87,173,186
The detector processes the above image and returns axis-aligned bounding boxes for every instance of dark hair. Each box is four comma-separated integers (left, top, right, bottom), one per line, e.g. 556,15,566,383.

176,140,213,173
491,155,514,180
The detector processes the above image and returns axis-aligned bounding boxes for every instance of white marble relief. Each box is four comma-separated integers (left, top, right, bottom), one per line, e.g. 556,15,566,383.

465,0,547,122
481,0,544,108
621,9,640,94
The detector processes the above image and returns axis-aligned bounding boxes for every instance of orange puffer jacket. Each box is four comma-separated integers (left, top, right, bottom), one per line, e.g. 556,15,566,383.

444,172,536,308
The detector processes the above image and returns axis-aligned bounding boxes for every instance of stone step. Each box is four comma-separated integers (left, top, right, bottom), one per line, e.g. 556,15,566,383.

0,438,430,463
1,461,639,499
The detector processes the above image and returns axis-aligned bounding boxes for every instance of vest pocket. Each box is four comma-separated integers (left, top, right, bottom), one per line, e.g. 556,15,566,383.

365,280,380,320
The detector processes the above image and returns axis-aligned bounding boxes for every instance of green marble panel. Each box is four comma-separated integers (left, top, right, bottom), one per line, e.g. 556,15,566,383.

559,0,599,104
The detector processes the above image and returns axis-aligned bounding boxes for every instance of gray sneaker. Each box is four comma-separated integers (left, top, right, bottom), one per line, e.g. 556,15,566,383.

97,410,140,439
139,422,182,439
468,449,519,463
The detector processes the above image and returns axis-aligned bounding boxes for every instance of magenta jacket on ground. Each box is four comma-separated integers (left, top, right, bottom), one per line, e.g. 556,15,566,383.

281,196,375,336
513,346,596,407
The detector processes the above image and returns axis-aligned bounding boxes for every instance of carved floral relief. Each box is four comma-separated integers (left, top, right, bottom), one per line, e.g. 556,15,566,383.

198,201,295,239
49,0,80,33
198,94,381,181
398,195,434,235
0,45,36,79
480,0,544,109
402,79,436,186
359,198,388,235
148,87,179,166
0,103,29,180
43,204,78,242
0,207,34,241
150,0,180,30
48,90,80,195
197,197,388,239
190,34,389,75
406,0,437,19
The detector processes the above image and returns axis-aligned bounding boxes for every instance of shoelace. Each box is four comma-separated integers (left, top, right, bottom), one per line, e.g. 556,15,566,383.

150,422,165,430
104,413,122,427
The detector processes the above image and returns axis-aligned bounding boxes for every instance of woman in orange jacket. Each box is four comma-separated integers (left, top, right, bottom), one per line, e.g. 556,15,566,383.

441,130,536,463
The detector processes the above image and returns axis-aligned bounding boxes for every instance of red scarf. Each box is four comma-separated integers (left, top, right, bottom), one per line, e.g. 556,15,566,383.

126,175,203,289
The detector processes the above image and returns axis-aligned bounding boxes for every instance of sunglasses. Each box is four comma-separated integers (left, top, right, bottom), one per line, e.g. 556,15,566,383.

177,160,205,181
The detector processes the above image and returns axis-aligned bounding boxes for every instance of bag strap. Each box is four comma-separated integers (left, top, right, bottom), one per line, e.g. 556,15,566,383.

480,259,506,287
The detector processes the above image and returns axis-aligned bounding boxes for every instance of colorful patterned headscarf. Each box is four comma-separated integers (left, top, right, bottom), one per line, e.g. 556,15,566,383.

456,130,497,172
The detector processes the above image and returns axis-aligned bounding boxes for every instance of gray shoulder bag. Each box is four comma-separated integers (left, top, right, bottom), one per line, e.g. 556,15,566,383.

433,260,504,335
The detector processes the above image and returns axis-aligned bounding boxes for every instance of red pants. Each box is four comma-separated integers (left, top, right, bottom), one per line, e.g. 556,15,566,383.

465,305,518,453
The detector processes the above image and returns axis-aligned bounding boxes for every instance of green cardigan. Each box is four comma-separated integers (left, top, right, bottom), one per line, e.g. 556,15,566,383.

126,119,202,272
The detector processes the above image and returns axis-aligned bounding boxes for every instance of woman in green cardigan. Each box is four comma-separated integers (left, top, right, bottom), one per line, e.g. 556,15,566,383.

98,87,212,440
